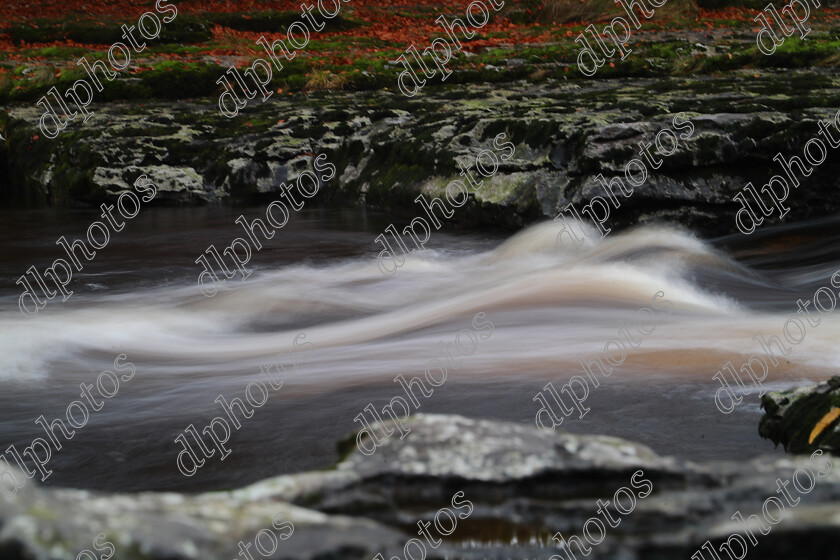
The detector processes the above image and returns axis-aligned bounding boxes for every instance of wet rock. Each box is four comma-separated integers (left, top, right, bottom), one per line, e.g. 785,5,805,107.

760,376,840,455
4,70,840,236
93,164,205,203
3,414,840,559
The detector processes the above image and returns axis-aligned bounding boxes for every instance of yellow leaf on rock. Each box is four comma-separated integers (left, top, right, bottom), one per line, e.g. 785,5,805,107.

809,407,840,444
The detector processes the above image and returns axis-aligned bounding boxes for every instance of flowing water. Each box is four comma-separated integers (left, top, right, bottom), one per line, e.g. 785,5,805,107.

0,206,838,493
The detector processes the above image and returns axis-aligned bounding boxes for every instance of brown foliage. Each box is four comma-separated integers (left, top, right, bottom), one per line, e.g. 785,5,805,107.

540,0,699,24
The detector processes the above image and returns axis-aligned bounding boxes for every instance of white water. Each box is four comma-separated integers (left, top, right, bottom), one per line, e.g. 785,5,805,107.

1,213,837,490
2,219,837,386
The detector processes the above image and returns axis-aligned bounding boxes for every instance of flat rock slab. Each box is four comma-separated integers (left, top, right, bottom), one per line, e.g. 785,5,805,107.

2,413,840,559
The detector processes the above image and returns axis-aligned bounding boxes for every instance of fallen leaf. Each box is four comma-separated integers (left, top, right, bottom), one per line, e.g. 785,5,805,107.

810,407,840,444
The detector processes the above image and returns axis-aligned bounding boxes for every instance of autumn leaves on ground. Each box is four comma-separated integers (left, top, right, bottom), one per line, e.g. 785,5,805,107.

0,0,839,104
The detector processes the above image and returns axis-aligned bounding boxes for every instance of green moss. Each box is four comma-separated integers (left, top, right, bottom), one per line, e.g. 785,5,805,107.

760,37,840,68
137,61,220,99
335,431,359,465
1,60,222,104
641,40,692,60
24,45,89,59
59,141,106,203
367,163,431,207
145,44,206,56
1,119,107,206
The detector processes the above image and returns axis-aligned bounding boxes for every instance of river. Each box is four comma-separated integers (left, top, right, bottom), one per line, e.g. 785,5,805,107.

0,206,838,492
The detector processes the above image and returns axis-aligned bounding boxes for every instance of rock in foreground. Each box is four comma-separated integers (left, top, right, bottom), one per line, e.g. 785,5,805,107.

2,413,840,559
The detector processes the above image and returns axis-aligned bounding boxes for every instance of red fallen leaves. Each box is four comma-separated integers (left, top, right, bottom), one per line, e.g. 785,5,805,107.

3,0,839,87
699,7,762,19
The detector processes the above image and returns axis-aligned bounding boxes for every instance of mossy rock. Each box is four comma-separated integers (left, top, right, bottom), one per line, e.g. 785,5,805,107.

137,62,220,100
760,376,840,455
206,10,361,33
9,16,212,46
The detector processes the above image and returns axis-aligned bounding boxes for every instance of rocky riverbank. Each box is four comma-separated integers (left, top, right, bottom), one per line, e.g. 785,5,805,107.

2,413,840,559
3,69,840,236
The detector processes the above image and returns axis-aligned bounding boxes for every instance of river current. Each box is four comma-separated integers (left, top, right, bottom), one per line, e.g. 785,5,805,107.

0,206,837,492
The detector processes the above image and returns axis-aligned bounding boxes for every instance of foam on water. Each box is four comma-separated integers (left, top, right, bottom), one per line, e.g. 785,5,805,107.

1,220,838,385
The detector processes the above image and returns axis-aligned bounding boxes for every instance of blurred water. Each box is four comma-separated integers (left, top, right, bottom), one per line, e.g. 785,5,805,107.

0,206,837,492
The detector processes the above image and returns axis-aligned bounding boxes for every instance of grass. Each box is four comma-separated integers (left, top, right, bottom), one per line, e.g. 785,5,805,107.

304,70,349,91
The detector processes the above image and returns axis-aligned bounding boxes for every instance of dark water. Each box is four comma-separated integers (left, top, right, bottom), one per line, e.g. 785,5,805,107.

0,206,838,493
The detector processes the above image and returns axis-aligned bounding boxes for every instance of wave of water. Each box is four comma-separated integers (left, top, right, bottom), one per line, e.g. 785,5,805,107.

2,213,838,489
1,219,837,387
